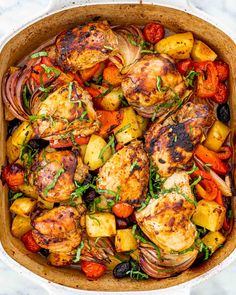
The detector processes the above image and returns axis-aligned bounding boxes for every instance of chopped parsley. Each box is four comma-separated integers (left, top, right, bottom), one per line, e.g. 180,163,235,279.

31,51,48,59
126,260,149,280
73,241,85,263
130,160,140,173
185,70,198,88
43,167,64,197
40,64,60,78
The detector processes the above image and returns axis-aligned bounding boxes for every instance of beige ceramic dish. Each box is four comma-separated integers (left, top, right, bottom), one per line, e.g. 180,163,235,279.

0,1,236,294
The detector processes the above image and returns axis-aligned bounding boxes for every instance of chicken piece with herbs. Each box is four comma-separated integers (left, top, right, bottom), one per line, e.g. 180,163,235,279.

121,54,186,118
32,206,82,252
56,21,118,72
136,171,197,252
31,81,99,140
145,102,214,177
33,149,88,202
96,140,149,206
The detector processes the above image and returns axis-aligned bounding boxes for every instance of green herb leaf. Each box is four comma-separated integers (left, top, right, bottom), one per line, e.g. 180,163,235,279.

130,160,140,173
40,64,60,78
186,163,199,175
73,241,84,263
10,192,23,201
126,260,149,280
43,167,64,197
68,81,73,100
31,51,48,59
114,123,131,135
98,135,115,162
22,85,30,109
137,195,151,212
185,70,198,88
190,176,202,187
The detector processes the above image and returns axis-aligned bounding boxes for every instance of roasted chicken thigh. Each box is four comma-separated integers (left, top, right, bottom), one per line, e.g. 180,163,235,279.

121,54,186,118
32,206,82,253
136,171,197,252
145,102,214,177
33,150,88,202
56,21,118,72
31,81,99,140
97,140,149,206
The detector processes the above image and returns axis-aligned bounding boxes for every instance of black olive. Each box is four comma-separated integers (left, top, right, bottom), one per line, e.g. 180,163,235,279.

83,173,93,185
217,103,230,123
39,248,49,257
83,189,96,203
116,218,128,229
7,119,21,136
28,139,49,150
113,261,131,279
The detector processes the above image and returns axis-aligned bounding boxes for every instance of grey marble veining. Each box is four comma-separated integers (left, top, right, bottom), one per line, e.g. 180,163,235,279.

0,0,236,294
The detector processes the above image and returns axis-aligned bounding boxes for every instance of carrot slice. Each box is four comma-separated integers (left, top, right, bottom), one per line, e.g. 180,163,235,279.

80,63,101,81
103,65,122,86
96,110,123,137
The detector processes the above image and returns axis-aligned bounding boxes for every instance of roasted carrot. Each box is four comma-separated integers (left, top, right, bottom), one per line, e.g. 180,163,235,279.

96,110,123,137
80,63,101,81
103,65,122,86
86,87,103,109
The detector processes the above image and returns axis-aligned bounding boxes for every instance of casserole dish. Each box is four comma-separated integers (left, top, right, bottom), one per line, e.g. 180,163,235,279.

0,0,236,294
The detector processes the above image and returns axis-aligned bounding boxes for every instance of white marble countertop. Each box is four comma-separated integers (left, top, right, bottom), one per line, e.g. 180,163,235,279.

0,0,236,294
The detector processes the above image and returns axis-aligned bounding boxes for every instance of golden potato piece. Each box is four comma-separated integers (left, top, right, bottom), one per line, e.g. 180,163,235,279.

202,231,226,253
11,215,32,238
155,32,194,59
115,229,137,252
84,134,112,171
191,40,217,61
86,213,116,238
192,200,226,231
113,107,142,144
10,197,37,217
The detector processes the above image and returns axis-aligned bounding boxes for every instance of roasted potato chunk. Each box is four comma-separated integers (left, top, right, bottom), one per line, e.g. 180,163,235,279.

10,197,37,217
11,215,32,238
86,213,116,237
11,121,33,148
202,231,226,253
192,200,226,231
155,32,194,59
84,134,112,170
191,40,217,61
6,136,20,163
115,229,137,252
113,107,142,144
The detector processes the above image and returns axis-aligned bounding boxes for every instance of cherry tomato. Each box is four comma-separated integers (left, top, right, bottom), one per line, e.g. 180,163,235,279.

21,230,41,253
211,82,228,104
176,59,194,75
49,136,90,148
143,22,165,44
1,163,24,190
214,61,229,81
195,61,219,98
112,202,134,218
81,261,106,280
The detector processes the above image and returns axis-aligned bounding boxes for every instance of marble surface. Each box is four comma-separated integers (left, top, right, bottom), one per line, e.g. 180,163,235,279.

0,0,236,294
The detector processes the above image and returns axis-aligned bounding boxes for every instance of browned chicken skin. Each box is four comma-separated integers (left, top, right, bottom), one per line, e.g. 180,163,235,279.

121,54,186,118
145,102,214,177
31,81,99,140
97,140,149,206
56,21,118,72
32,206,82,252
136,172,197,252
33,150,88,202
